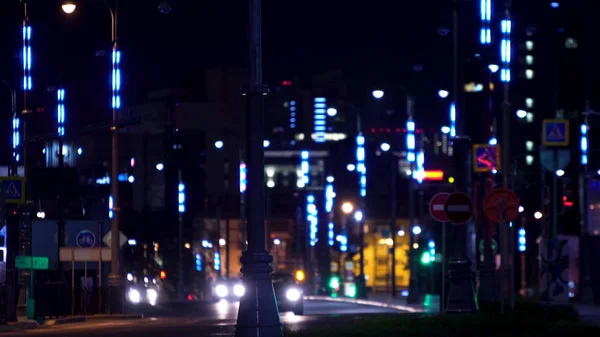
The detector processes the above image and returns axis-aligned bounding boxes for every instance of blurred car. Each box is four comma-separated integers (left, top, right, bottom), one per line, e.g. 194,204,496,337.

127,284,159,306
273,272,303,315
213,278,245,301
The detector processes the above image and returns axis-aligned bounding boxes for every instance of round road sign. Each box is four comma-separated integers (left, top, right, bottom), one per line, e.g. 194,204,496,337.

444,192,473,224
483,188,520,223
429,192,450,223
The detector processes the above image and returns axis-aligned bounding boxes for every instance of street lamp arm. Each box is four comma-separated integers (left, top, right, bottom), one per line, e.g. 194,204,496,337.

101,0,117,43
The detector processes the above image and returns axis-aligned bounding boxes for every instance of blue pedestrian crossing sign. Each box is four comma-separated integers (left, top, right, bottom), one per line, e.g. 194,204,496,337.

472,144,501,173
0,177,26,204
543,119,569,146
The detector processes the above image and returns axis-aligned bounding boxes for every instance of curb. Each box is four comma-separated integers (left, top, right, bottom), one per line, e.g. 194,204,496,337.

0,321,40,333
43,316,88,326
305,295,424,313
87,314,144,320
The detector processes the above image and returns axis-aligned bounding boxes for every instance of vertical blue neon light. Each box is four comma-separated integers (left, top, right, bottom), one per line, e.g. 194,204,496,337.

290,100,297,130
406,119,416,162
239,162,247,193
428,240,436,262
178,183,186,213
109,195,114,219
307,194,318,246
300,150,310,185
325,177,335,246
581,124,588,165
112,50,121,109
356,134,366,197
57,89,65,137
480,0,492,44
518,228,526,252
195,253,202,271
314,97,326,142
214,252,221,271
500,19,512,82
23,25,32,90
449,103,456,138
12,117,20,163
415,150,425,184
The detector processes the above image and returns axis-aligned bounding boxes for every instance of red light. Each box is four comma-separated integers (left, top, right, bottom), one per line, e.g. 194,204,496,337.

160,271,166,279
395,128,401,133
379,128,384,132
187,294,193,301
563,196,573,207
282,80,292,86
386,128,391,133
370,128,376,133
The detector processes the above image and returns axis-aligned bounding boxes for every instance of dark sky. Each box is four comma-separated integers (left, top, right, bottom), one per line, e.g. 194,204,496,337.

1,0,463,165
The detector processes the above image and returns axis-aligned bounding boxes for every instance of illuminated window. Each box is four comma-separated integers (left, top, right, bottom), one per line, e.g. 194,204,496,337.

526,41,534,51
525,98,534,109
526,112,534,123
526,141,534,151
526,69,534,79
526,55,534,65
526,155,534,166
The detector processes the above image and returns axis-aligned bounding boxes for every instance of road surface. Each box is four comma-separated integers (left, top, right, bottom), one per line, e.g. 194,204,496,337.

2,300,405,336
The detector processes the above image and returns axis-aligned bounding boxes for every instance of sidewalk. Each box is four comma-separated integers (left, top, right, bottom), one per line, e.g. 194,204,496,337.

305,293,440,313
576,304,600,326
0,313,144,333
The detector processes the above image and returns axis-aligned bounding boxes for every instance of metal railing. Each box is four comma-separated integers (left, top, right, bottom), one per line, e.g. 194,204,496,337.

34,283,125,319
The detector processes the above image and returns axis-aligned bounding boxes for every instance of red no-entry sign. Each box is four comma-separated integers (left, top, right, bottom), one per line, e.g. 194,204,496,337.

444,192,473,224
483,188,520,223
429,192,450,223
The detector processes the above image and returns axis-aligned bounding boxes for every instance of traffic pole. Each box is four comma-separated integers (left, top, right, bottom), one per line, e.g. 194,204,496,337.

390,158,397,297
234,0,282,335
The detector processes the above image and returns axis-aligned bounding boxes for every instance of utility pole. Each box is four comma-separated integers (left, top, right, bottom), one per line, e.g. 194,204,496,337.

224,159,231,278
235,0,282,335
406,98,421,305
445,0,478,313
390,157,397,297
108,0,121,288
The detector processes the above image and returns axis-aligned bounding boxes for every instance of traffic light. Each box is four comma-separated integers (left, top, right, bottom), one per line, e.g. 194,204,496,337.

294,270,305,282
428,240,435,262
160,270,166,279
421,252,432,265
214,252,221,271
328,276,341,291
195,253,202,271
518,229,526,252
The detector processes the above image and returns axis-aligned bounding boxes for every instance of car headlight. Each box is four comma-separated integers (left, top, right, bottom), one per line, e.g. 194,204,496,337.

147,289,158,304
215,284,229,298
128,289,141,304
285,288,301,301
233,284,245,297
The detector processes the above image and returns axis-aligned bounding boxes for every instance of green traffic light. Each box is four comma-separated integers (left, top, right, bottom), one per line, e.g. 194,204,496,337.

421,252,432,264
329,276,341,289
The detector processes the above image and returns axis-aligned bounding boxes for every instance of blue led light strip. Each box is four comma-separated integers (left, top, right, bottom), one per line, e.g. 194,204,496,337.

356,134,366,197
112,49,121,109
57,89,65,137
22,24,32,91
500,18,512,82
314,97,326,142
307,194,318,246
479,0,492,44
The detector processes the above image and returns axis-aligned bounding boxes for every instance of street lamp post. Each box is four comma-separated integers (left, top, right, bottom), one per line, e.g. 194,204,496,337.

235,0,281,336
63,0,121,287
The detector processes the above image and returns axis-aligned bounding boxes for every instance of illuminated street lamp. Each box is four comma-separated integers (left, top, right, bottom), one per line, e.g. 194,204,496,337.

61,1,76,13
372,90,384,99
341,202,354,214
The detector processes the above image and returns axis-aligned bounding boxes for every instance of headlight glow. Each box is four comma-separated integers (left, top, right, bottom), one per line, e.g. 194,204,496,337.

128,289,141,304
233,284,245,297
215,284,229,298
285,288,301,301
147,289,158,303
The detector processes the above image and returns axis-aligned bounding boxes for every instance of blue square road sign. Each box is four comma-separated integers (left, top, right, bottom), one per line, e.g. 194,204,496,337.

0,177,26,204
543,119,569,146
472,144,500,172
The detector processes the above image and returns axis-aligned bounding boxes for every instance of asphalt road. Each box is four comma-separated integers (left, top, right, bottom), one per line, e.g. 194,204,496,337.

3,300,403,336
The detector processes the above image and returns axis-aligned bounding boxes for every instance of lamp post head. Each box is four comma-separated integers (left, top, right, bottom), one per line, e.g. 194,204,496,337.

62,1,76,14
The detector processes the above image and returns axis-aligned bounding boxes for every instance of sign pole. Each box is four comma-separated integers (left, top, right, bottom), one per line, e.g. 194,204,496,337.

441,221,446,313
499,198,505,314
552,149,558,238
